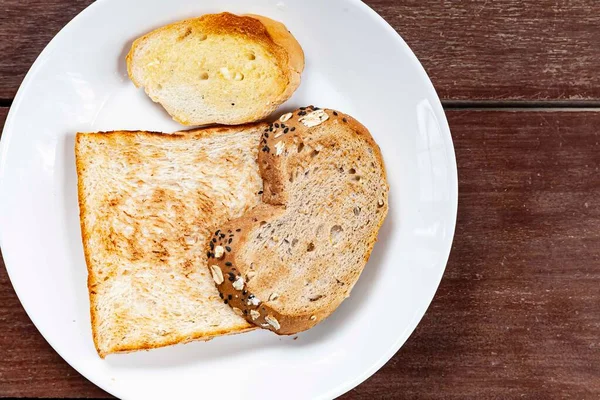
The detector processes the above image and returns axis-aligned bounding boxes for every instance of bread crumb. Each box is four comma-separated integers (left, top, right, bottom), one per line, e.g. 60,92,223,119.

275,141,285,156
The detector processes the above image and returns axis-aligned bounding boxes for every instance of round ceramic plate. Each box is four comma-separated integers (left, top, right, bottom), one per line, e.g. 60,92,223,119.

0,0,457,399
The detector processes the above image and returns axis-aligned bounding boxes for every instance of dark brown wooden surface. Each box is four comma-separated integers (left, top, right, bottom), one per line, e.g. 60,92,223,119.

1,109,599,398
1,0,600,101
2,0,600,399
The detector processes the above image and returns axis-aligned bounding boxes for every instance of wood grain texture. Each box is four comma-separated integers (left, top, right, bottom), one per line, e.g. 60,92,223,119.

341,110,600,399
1,109,599,398
1,0,600,101
364,0,600,101
0,108,108,398
0,0,93,99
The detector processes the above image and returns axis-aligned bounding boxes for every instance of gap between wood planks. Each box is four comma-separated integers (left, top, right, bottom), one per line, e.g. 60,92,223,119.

442,100,600,111
2,98,600,111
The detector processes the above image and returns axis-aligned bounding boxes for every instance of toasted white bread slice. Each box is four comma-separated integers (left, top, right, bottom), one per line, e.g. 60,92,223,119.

76,124,267,357
127,12,304,126
211,107,389,335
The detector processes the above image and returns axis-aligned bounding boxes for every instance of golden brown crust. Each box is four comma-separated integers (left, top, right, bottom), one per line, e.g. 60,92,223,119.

210,107,389,335
75,133,100,354
126,12,303,125
246,14,304,104
99,325,255,358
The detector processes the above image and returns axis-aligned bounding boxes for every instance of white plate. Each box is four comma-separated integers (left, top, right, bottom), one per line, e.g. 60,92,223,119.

0,0,457,398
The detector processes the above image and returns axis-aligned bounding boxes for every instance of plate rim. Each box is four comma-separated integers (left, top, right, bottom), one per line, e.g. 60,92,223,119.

0,0,458,398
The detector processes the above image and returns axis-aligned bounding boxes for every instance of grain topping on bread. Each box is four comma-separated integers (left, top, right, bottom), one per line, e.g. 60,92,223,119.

210,107,389,334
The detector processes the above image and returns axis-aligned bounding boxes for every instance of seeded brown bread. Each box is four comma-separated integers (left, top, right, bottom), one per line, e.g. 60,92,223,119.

127,12,304,126
76,124,267,357
209,107,389,335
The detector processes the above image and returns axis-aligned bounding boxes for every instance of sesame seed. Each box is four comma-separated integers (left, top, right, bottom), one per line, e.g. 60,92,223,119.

236,228,241,232
215,230,220,235
333,111,338,116
281,123,286,128
225,262,232,266
284,128,289,133
274,123,280,128
265,133,269,138
212,238,217,243
219,292,223,299
291,127,296,131
228,294,232,300
220,234,225,239
228,238,232,244
343,118,348,123
206,251,211,258
258,191,263,195
224,299,228,304
226,246,232,252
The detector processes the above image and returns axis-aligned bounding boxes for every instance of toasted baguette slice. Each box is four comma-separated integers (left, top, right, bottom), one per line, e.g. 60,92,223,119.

127,12,304,126
211,107,389,335
76,124,267,357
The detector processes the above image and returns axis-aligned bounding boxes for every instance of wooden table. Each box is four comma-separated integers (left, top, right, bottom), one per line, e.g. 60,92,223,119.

1,1,599,398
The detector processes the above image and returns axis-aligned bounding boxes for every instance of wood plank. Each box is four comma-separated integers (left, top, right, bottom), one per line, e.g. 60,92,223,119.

1,1,600,101
365,0,600,101
1,109,599,397
341,110,600,399
0,0,93,100
0,107,108,397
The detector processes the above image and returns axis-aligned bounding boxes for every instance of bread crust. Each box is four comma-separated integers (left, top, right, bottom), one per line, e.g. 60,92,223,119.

210,107,389,335
126,12,304,126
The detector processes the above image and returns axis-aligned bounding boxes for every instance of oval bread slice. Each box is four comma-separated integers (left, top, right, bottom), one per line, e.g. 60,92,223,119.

126,12,304,126
209,107,389,335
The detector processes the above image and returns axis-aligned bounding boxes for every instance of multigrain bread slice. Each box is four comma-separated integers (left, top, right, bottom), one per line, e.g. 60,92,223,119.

127,12,304,126
75,124,268,357
210,107,389,335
